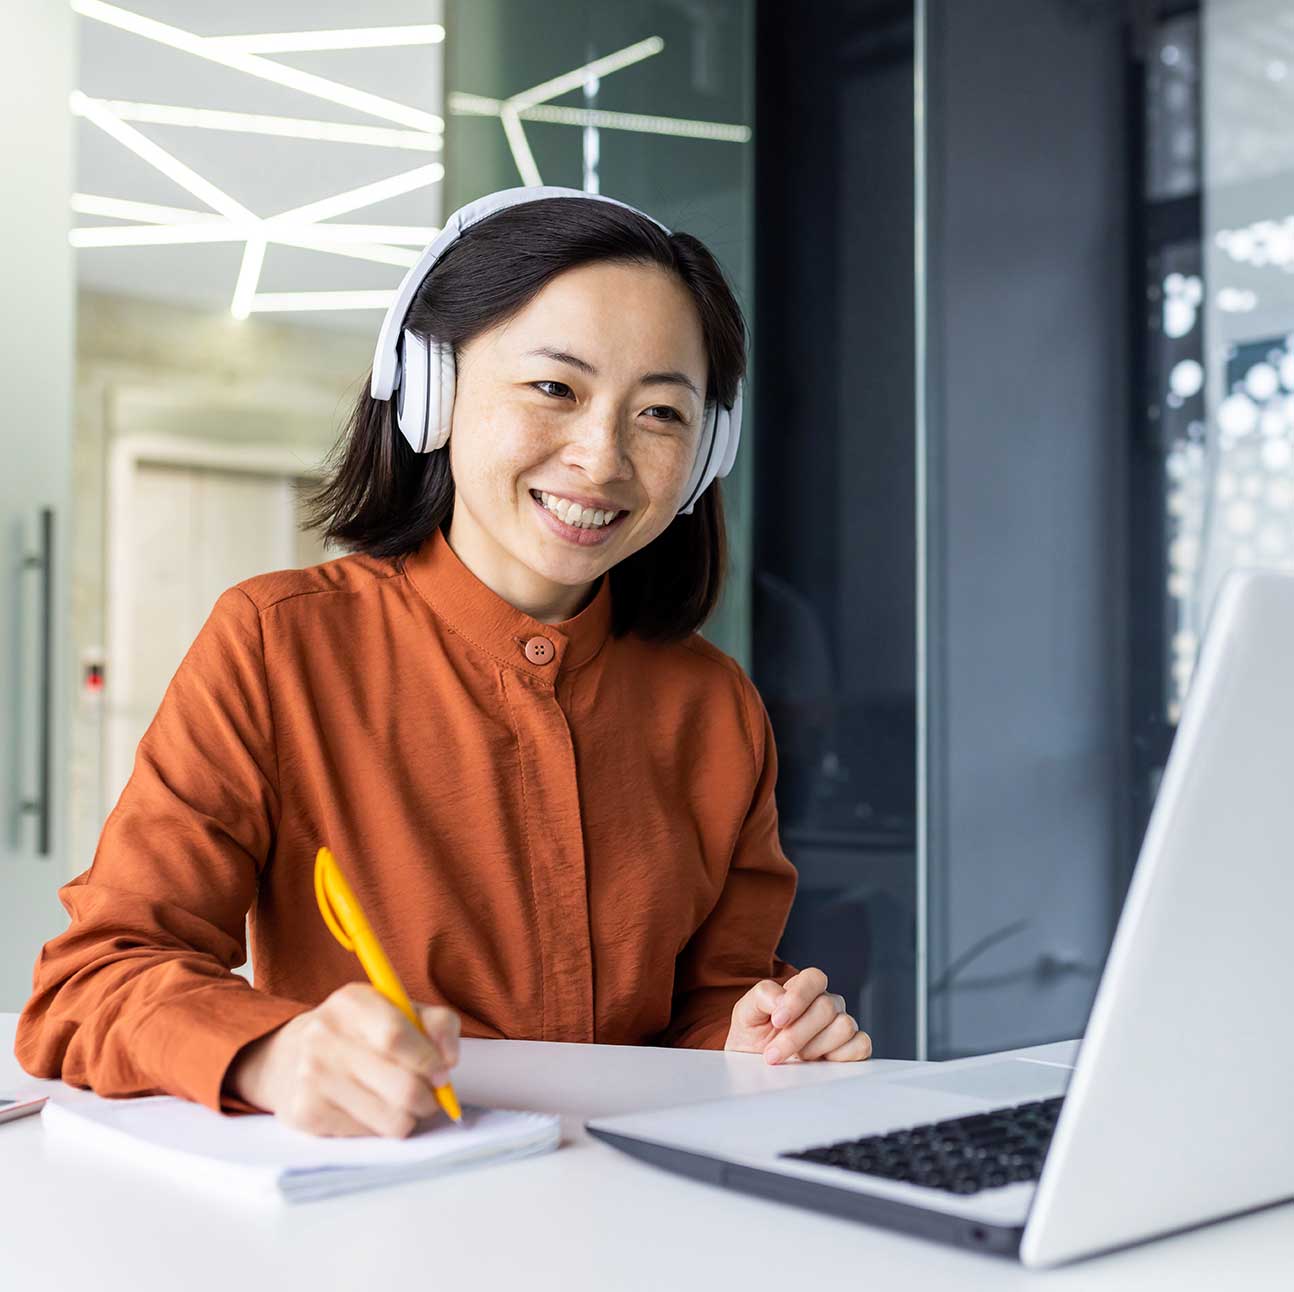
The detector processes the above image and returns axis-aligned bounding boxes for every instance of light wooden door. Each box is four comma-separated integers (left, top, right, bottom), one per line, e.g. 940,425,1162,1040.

105,458,338,982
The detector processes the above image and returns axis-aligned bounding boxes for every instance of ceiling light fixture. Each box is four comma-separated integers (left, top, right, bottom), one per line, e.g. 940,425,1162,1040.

69,220,425,271
70,97,437,301
203,24,446,53
71,197,439,248
70,221,437,248
268,162,444,226
448,93,750,143
93,99,442,151
69,9,746,314
71,1,445,133
248,291,396,312
492,37,665,185
71,90,256,225
70,193,224,223
231,237,266,320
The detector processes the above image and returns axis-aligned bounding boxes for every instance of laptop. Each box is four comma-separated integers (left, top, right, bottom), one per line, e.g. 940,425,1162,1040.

587,567,1294,1267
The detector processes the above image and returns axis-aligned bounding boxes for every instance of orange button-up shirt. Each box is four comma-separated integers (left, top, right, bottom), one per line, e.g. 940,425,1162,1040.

15,526,798,1113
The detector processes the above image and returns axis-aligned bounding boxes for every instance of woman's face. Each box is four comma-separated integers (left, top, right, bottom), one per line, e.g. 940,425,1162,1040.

445,259,710,623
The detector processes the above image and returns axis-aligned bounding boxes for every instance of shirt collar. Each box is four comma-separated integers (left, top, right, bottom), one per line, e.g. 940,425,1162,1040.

403,524,613,679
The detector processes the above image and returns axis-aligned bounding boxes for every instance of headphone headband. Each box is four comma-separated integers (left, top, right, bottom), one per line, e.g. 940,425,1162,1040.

369,184,742,515
371,186,669,401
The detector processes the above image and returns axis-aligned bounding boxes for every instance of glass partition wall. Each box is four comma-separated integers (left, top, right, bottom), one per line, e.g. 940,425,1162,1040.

918,0,1127,1060
1134,0,1294,861
444,0,757,660
766,0,1134,1062
444,1,1178,1062
445,0,924,1057
753,1,919,1059
1173,0,1294,703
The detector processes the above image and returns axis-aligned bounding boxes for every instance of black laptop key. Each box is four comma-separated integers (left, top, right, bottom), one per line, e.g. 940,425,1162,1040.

779,1095,1065,1196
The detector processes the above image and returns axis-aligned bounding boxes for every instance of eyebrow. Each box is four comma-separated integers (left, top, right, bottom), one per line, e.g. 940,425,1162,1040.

523,346,703,402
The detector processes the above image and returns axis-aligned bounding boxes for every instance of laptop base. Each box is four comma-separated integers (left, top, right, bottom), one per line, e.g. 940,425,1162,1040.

586,1126,1025,1257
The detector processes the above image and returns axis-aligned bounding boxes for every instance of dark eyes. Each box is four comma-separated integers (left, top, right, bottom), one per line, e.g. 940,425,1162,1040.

532,380,574,401
530,380,682,423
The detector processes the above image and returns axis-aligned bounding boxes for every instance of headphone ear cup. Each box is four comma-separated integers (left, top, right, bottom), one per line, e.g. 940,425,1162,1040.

675,380,744,515
676,401,719,516
424,340,455,452
716,381,742,478
395,329,431,453
711,404,731,484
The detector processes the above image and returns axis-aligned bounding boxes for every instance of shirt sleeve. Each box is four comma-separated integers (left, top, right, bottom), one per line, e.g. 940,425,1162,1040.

658,669,800,1050
13,587,312,1115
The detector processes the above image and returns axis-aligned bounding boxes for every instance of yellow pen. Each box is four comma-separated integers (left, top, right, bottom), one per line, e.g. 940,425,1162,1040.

313,845,462,1124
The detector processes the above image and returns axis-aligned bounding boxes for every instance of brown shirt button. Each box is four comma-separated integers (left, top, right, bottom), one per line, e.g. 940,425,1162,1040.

524,635,555,665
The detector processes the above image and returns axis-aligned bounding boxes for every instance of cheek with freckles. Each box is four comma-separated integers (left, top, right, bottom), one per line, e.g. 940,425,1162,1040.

637,431,701,510
449,412,535,508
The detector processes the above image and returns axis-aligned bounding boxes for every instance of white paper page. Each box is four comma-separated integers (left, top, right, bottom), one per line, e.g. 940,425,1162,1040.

42,1094,558,1171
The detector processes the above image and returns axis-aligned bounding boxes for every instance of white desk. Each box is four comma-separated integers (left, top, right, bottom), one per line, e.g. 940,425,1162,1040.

2,1015,1288,1290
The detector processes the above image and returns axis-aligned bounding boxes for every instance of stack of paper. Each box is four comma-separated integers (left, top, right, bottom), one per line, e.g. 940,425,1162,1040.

41,1092,561,1202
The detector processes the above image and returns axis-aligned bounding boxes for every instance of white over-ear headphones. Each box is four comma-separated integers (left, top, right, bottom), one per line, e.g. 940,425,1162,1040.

370,185,743,516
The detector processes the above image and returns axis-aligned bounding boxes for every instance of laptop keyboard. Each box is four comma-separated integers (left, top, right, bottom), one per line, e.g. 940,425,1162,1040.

778,1095,1064,1195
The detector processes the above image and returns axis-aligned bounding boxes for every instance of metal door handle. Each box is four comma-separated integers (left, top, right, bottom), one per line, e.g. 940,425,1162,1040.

19,507,52,856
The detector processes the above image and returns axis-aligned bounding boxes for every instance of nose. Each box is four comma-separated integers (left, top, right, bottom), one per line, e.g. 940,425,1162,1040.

562,408,632,484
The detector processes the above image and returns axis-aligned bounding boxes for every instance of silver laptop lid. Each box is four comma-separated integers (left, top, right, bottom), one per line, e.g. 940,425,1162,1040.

1022,568,1294,1266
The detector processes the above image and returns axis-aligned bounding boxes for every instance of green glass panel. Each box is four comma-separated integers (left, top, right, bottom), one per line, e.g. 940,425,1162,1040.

444,0,756,664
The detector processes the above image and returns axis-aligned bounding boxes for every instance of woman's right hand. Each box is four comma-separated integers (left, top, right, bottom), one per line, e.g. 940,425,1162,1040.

224,982,461,1138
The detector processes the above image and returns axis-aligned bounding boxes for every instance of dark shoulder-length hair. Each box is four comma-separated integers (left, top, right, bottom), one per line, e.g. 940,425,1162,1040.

299,196,747,644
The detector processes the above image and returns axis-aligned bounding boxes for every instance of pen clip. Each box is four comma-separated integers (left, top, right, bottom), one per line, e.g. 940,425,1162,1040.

314,847,356,952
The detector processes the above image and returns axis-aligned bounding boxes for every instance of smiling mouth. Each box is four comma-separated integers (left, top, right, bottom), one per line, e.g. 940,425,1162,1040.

529,489,630,531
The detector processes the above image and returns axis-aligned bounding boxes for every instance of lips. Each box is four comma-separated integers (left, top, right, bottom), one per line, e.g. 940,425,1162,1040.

530,489,629,544
530,488,626,515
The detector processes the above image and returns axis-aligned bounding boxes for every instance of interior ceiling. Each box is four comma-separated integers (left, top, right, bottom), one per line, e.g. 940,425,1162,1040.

79,2,1294,339
74,1,446,335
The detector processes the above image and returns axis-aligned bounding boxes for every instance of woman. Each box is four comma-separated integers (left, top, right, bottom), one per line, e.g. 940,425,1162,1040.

16,187,870,1139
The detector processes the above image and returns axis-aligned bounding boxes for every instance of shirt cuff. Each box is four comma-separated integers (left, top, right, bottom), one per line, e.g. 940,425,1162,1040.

662,986,744,1050
132,983,312,1115
668,1015,733,1050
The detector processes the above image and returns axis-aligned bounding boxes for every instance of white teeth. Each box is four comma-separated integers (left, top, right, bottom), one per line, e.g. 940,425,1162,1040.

538,491,620,529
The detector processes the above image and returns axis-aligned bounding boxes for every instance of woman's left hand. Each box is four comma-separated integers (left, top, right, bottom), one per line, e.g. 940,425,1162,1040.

724,967,872,1064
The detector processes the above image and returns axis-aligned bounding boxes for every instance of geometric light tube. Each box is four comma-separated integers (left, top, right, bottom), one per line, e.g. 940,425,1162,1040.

67,3,450,315
70,7,753,313
90,100,442,152
448,95,751,145
71,2,445,133
70,92,443,314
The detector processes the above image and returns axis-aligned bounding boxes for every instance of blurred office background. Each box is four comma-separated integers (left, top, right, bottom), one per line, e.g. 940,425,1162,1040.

1,0,1281,1058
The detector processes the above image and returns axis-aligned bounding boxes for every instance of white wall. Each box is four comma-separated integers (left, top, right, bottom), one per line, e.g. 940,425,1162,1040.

1,4,76,1010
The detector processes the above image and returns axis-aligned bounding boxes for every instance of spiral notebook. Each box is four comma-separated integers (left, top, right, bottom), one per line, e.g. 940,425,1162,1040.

40,1091,561,1202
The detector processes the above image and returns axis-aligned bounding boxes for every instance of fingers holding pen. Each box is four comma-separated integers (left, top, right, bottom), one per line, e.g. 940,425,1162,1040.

330,983,460,1082
416,1003,462,1075
314,1029,443,1138
276,984,460,1137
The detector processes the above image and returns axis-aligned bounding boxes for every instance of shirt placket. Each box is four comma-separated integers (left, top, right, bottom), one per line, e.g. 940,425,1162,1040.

501,633,595,1043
